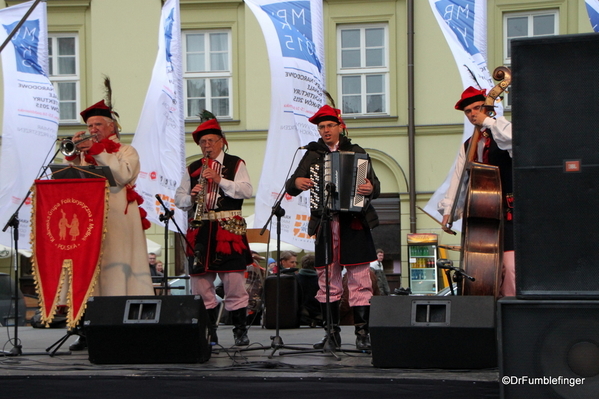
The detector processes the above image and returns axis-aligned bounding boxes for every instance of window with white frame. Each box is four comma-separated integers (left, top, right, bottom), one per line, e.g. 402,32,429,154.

183,30,232,119
503,10,558,108
337,24,388,115
48,34,79,122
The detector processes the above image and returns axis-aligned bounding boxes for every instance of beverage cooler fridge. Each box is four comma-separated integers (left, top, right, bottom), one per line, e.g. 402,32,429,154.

407,233,439,295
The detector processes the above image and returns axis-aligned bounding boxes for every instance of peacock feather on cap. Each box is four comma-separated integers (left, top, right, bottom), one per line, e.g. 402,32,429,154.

199,109,216,123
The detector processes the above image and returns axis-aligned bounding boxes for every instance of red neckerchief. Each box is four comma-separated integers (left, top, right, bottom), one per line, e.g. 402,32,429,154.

83,135,121,164
66,135,150,230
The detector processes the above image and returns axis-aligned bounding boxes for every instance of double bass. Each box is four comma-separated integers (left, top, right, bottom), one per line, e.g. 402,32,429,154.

447,66,511,297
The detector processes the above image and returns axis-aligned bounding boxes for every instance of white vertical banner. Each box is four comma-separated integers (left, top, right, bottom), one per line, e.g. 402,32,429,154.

0,1,59,252
424,0,502,229
132,0,186,232
585,0,599,32
246,0,324,251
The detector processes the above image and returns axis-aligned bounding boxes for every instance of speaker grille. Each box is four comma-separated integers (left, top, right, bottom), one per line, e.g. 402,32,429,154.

499,298,599,398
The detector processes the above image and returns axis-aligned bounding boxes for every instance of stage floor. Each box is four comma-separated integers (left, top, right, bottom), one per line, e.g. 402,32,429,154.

0,324,500,398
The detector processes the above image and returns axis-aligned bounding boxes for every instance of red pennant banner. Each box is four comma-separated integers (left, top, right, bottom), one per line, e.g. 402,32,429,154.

31,178,108,329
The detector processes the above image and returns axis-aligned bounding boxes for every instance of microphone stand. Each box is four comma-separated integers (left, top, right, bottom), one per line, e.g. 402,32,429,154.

2,144,68,357
238,195,309,356
278,183,339,359
236,148,319,356
436,259,475,296
154,194,193,295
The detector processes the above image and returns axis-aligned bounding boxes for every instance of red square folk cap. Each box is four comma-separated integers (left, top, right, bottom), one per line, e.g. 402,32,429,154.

191,118,223,145
308,104,345,128
454,86,487,110
80,100,113,122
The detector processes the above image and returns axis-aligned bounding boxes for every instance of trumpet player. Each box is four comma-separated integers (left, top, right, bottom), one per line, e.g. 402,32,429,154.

64,98,155,351
175,111,253,347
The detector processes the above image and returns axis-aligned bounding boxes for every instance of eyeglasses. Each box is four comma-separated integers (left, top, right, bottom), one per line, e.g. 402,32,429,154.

317,123,339,131
199,137,222,146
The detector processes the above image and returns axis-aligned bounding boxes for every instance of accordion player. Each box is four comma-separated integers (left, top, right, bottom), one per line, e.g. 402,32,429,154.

284,103,380,352
309,151,370,213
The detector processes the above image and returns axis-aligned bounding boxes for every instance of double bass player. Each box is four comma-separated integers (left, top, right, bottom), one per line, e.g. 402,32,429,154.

438,85,515,297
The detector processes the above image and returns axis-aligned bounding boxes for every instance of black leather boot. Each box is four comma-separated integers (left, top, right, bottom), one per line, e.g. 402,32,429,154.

231,308,250,346
68,317,87,351
352,305,371,350
313,301,341,350
69,335,87,351
206,307,219,345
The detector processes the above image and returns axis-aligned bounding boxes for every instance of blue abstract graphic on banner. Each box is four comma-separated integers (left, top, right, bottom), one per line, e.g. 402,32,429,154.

586,2,599,32
2,20,43,75
261,1,321,71
435,0,479,56
164,8,174,66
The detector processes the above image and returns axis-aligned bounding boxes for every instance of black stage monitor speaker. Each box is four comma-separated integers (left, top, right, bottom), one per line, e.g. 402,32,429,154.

370,296,496,369
498,298,599,399
264,274,300,329
85,295,211,364
512,33,599,298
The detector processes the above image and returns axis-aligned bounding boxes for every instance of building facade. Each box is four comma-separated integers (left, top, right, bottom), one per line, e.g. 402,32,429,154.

0,0,593,290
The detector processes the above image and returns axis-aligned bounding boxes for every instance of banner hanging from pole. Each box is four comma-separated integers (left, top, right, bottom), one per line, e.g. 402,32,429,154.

0,0,59,252
424,0,502,230
132,0,186,232
31,178,108,329
246,0,324,251
585,0,599,32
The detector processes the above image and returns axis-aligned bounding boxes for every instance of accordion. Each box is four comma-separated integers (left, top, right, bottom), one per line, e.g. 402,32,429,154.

309,151,370,212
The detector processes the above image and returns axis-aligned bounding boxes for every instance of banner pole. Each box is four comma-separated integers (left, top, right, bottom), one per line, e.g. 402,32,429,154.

0,0,42,54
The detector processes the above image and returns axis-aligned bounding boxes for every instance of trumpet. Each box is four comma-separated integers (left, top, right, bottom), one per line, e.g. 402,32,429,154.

60,134,98,156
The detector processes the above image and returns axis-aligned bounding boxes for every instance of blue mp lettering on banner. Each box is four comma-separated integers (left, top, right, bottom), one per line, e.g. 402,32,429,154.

2,20,44,75
435,0,480,56
261,1,321,71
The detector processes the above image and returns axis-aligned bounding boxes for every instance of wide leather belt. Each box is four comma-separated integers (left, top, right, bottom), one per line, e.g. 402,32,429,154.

201,210,242,221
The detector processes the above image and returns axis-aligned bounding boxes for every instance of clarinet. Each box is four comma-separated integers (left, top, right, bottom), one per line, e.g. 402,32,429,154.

190,157,209,228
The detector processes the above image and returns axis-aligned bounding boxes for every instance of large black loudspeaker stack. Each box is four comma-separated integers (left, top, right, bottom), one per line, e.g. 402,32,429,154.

500,33,599,399
512,33,599,299
370,296,496,369
85,295,211,364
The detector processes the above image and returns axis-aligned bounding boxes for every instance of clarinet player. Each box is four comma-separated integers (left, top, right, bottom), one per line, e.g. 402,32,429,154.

285,104,380,351
175,111,253,347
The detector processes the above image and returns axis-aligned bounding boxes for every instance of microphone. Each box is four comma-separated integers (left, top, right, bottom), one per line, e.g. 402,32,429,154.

436,259,476,281
155,194,167,208
155,194,172,212
436,258,454,269
155,194,174,221
298,142,318,151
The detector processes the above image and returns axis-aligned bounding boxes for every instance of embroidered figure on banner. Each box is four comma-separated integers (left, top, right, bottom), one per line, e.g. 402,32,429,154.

68,214,80,241
59,210,68,240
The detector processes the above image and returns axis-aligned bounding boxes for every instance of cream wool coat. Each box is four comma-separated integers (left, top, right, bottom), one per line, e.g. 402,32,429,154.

70,136,154,296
